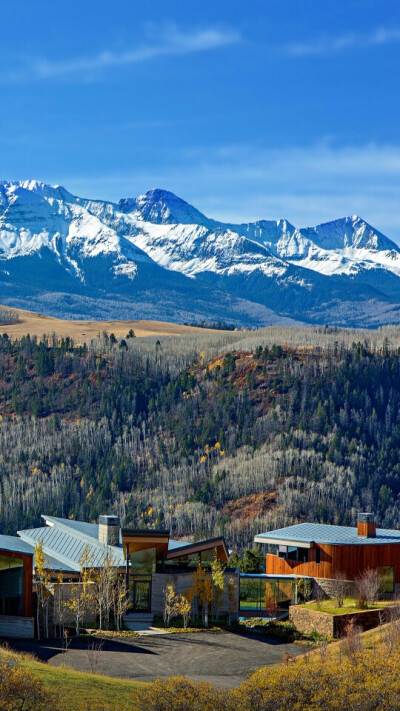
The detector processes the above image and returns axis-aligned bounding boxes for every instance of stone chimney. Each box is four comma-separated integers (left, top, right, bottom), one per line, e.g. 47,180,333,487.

357,512,376,538
98,515,120,546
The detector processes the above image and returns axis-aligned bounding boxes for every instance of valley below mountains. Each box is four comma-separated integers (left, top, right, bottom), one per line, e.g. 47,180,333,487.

2,180,400,327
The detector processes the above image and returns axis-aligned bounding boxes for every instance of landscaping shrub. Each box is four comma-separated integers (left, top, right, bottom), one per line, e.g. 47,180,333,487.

136,647,400,711
135,676,229,711
0,659,54,710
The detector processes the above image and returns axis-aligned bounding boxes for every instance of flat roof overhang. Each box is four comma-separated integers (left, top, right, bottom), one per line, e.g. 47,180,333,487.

254,536,313,549
166,537,229,562
122,529,170,557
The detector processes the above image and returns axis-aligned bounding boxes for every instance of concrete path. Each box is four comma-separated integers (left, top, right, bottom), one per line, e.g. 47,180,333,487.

8,631,305,688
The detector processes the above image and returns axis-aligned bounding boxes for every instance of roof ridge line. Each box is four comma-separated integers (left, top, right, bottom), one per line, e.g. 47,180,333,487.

41,515,109,548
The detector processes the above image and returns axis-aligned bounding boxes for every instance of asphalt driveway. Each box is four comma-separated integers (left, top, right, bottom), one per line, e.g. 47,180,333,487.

8,631,304,688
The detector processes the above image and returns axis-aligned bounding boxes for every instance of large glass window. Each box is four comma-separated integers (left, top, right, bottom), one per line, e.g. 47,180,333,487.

378,566,395,593
129,575,152,612
163,552,201,571
279,546,309,563
0,554,24,616
130,547,157,574
240,576,294,613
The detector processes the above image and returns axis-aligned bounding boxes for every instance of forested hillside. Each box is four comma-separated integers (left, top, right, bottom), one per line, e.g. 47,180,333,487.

1,325,400,551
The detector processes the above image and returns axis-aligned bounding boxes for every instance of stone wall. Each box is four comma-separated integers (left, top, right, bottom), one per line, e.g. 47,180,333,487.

0,614,34,639
53,582,97,627
289,606,335,637
290,604,400,638
151,571,239,620
313,577,356,600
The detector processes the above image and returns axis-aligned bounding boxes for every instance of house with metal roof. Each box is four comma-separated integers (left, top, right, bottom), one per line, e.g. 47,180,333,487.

15,514,237,622
254,513,400,598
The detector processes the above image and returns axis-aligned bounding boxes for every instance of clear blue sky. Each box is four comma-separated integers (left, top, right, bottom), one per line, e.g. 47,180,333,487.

2,0,400,238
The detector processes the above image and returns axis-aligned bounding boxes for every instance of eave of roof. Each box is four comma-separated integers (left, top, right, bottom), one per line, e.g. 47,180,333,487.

166,536,229,560
0,534,34,555
255,522,400,546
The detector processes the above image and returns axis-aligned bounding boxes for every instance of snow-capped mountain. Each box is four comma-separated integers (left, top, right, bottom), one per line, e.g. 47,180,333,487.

1,180,400,327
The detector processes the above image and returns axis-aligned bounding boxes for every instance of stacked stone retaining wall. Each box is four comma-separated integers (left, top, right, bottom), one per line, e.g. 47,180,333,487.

290,604,400,638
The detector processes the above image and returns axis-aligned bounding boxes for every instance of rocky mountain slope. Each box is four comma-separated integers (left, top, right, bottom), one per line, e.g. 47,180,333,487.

1,180,400,327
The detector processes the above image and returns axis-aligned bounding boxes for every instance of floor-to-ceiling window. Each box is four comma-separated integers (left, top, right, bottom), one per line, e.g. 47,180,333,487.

128,548,156,613
0,555,24,616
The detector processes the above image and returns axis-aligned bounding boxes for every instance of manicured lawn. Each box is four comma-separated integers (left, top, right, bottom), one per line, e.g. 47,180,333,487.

299,597,393,615
2,647,146,711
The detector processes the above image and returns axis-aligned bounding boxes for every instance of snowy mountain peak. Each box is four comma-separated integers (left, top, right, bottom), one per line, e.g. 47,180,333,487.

0,180,75,204
2,179,400,328
118,188,213,227
299,215,399,253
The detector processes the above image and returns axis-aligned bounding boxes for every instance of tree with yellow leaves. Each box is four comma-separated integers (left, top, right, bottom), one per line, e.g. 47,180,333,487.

94,548,116,630
112,573,131,631
163,581,178,628
175,594,192,629
227,577,238,626
53,571,67,639
191,564,214,628
34,540,52,640
64,544,94,636
211,548,226,622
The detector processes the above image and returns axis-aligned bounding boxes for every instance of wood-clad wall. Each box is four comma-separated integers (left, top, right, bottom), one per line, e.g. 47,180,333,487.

357,521,376,537
266,542,400,582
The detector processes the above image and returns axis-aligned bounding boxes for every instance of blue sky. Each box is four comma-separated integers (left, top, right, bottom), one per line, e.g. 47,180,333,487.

2,0,400,237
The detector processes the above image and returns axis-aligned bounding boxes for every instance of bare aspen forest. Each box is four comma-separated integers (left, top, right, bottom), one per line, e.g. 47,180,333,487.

1,323,400,551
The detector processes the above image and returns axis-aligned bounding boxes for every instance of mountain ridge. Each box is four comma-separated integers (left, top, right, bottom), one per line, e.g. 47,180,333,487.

1,180,400,327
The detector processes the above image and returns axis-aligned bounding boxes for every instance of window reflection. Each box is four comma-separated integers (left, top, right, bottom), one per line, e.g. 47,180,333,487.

0,554,23,616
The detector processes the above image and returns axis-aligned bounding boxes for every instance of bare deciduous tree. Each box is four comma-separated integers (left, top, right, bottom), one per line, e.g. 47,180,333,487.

355,569,380,609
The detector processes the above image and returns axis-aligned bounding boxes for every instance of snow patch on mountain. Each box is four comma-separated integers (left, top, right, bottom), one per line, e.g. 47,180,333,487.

2,180,400,327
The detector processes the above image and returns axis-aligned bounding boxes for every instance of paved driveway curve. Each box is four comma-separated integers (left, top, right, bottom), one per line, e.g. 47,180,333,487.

9,631,304,688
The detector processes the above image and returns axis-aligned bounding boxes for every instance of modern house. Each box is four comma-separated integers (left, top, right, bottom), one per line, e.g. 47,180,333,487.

15,514,238,625
0,535,34,639
255,513,400,599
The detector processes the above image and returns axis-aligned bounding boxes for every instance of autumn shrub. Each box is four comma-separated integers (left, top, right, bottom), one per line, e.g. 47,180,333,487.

136,647,400,711
135,676,228,711
232,650,400,711
0,659,55,710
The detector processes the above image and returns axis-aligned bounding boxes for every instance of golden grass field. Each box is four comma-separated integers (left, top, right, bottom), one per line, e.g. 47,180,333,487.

0,305,223,344
3,621,394,711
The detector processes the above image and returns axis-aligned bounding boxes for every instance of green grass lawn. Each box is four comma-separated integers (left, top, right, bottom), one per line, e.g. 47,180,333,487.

2,647,146,711
299,597,393,615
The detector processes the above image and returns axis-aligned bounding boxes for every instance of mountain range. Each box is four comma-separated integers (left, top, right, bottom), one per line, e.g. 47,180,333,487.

1,180,400,327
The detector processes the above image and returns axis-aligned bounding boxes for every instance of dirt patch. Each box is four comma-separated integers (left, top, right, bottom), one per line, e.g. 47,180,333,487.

222,491,277,520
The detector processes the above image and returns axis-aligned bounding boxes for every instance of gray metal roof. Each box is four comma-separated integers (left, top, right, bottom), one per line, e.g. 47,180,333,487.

0,534,35,555
18,518,125,572
40,554,75,573
42,515,99,541
255,522,400,546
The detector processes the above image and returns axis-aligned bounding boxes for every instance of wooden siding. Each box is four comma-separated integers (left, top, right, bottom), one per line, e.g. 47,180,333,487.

122,535,169,558
266,542,400,582
357,521,376,538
